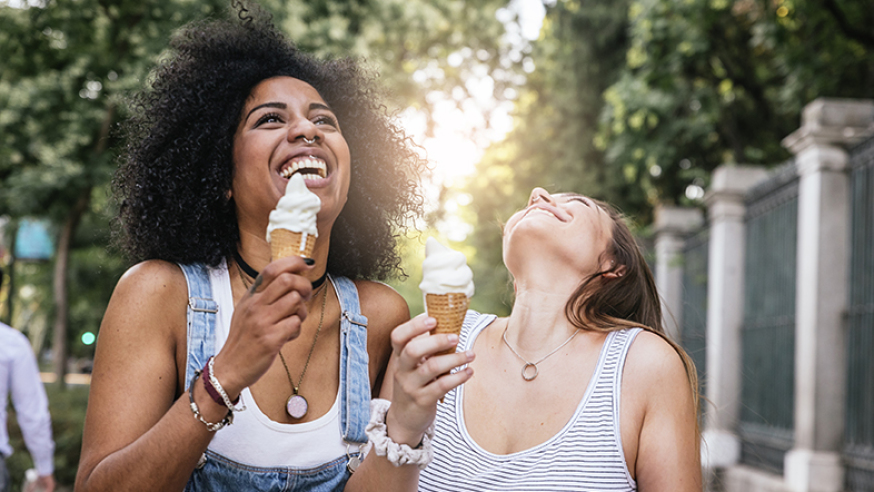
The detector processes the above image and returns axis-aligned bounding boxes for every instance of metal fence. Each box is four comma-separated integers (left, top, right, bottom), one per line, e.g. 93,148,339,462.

845,136,874,491
738,162,799,474
681,228,708,396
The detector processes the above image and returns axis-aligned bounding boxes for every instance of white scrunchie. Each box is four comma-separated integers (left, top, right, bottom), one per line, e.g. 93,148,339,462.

365,398,435,470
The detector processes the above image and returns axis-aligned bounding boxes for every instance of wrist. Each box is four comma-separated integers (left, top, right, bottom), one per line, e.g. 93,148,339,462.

384,406,425,447
210,354,243,401
188,371,233,432
203,358,240,408
365,398,434,469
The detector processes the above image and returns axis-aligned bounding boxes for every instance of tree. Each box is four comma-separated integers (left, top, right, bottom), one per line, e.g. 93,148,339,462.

596,0,874,215
462,0,633,315
0,0,229,385
0,0,527,382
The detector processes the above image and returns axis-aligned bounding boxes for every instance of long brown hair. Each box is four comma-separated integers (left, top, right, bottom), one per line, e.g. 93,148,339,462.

564,198,700,428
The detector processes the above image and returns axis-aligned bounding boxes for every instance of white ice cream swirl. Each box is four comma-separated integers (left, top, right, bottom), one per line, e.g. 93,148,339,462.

419,237,474,297
266,173,320,240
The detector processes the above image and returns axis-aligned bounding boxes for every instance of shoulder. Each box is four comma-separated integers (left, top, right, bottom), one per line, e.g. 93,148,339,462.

94,260,188,389
0,323,29,347
0,323,33,361
115,260,187,296
623,329,695,409
354,280,410,329
624,330,689,381
103,260,189,340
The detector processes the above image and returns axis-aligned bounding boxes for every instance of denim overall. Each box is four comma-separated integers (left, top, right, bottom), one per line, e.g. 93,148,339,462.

178,263,371,492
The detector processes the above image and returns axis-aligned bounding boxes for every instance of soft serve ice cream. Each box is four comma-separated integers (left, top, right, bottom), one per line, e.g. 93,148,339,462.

267,173,321,259
419,238,474,355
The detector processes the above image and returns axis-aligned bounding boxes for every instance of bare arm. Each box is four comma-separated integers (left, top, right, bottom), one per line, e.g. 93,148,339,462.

75,261,219,491
624,331,701,491
346,287,473,492
76,257,314,492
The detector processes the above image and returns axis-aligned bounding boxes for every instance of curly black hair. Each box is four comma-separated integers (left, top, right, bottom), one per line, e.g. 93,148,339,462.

114,5,425,280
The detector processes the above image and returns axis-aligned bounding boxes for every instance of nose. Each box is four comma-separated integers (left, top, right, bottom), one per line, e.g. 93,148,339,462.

528,187,554,206
288,120,322,145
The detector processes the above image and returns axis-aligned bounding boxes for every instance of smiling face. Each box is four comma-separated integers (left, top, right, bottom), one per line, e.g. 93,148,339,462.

231,76,351,242
503,187,616,281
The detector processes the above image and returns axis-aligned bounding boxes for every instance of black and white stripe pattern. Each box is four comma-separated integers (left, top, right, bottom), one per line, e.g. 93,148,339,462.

419,311,640,492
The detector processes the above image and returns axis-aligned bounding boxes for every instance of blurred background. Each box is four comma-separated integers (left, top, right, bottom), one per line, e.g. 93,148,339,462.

0,0,872,490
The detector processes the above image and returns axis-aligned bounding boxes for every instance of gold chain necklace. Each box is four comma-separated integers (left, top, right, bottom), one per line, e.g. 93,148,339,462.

234,259,329,419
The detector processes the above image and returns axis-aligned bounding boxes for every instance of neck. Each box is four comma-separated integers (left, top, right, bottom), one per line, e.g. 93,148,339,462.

236,228,329,283
505,285,577,354
233,250,328,290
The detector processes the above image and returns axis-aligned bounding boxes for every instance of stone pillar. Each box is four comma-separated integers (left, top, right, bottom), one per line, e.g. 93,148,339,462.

701,165,768,469
781,98,874,492
653,206,704,342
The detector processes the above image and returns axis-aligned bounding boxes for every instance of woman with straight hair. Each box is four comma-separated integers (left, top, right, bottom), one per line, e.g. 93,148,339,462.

389,187,701,491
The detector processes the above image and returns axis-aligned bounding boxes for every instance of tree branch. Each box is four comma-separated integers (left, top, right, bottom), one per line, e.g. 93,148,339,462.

819,0,874,48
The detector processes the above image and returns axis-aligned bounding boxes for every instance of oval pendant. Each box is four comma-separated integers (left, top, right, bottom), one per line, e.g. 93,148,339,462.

522,363,538,381
286,394,308,419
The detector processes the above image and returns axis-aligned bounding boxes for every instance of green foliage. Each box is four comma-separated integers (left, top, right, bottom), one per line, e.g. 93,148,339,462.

460,0,874,313
278,0,517,136
0,0,230,373
6,384,90,490
597,0,874,211
462,0,633,310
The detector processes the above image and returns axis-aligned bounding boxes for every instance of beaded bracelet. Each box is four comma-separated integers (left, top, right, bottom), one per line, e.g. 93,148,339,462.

206,356,246,412
365,398,434,470
188,371,233,432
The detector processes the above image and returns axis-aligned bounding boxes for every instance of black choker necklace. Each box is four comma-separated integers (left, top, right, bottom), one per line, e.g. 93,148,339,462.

233,250,327,289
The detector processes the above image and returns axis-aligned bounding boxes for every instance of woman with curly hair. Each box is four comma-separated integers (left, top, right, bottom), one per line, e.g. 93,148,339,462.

75,6,461,491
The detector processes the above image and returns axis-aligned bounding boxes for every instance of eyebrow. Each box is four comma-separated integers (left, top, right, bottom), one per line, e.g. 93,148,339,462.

244,101,335,123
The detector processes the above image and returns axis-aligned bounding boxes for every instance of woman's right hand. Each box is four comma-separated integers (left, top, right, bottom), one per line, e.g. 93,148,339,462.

212,256,315,398
384,314,475,446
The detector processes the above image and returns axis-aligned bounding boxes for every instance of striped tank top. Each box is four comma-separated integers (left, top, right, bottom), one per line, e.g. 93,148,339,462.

419,311,641,492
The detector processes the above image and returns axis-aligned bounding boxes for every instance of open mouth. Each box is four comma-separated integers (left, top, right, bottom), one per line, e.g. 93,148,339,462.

279,156,327,180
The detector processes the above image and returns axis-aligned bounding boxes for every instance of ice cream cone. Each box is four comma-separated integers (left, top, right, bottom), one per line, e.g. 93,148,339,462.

270,229,317,260
267,173,320,261
425,292,470,356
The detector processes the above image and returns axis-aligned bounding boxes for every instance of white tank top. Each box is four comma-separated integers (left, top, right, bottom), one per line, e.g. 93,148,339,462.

205,261,352,468
419,311,640,491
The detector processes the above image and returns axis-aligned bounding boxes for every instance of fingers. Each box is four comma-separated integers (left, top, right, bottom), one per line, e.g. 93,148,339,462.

250,256,314,303
393,352,475,408
390,314,436,354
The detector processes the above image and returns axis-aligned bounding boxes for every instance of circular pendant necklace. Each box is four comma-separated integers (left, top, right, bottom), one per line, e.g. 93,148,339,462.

234,255,329,419
502,325,579,381
278,282,328,419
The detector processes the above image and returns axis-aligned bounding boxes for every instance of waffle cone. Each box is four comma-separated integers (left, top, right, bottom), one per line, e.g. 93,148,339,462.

270,229,316,260
425,293,469,356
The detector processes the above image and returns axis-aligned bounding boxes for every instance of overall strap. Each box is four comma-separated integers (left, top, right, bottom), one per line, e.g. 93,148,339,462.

179,263,219,390
331,275,371,444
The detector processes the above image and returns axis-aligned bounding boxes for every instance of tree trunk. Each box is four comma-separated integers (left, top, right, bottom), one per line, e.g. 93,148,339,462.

52,189,91,389
51,102,114,388
2,219,17,325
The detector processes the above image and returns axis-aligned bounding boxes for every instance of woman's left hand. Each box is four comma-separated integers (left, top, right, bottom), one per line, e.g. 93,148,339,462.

383,314,474,446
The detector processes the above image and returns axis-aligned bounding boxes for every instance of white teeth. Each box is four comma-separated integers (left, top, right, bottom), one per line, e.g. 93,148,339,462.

280,157,327,179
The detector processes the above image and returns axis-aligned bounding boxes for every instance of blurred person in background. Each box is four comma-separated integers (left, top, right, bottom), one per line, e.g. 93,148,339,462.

0,269,56,492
